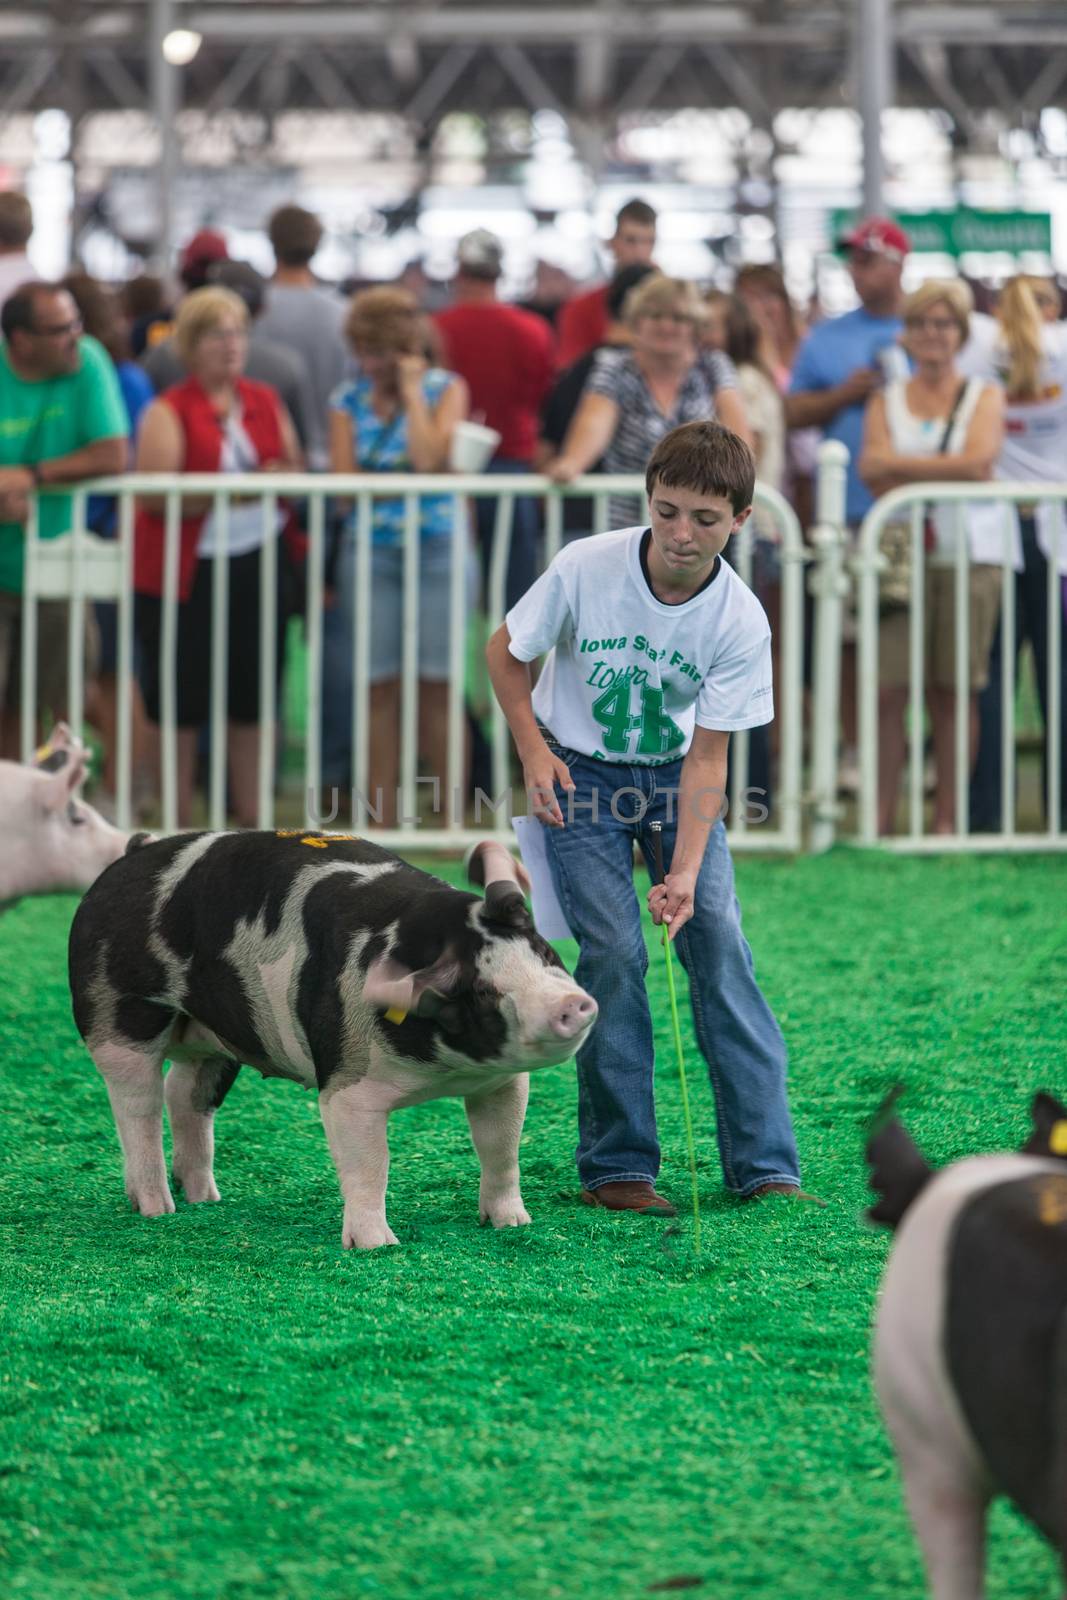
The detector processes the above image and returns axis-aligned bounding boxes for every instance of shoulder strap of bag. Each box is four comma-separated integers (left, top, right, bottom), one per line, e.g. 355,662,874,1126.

935,381,970,455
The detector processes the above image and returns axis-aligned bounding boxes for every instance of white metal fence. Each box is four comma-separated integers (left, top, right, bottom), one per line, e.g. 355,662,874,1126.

26,464,1066,854
853,481,1067,851
21,471,808,851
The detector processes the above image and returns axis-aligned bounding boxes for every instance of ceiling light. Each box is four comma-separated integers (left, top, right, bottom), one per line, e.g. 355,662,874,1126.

162,30,202,67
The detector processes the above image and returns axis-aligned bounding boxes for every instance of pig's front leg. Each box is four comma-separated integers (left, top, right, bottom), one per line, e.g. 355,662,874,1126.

319,1076,399,1249
465,1073,531,1228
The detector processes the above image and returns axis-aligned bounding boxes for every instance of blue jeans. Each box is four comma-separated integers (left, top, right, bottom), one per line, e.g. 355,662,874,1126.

542,745,801,1196
970,515,1067,831
320,602,353,789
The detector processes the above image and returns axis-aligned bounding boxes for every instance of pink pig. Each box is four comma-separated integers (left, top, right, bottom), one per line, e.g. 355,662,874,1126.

0,724,128,907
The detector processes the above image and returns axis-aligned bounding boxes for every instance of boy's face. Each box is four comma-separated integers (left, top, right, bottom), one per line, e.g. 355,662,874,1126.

647,480,751,577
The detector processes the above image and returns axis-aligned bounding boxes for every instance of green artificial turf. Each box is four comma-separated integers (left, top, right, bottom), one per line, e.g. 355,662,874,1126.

3,850,1067,1600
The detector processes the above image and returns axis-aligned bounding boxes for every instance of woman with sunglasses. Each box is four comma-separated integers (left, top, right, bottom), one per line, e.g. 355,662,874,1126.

961,275,1067,831
133,286,302,827
859,278,1004,835
547,274,752,526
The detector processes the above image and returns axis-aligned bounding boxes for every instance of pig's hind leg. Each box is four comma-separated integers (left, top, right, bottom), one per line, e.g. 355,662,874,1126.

466,1074,532,1228
165,1057,241,1204
89,1004,176,1218
892,1441,989,1600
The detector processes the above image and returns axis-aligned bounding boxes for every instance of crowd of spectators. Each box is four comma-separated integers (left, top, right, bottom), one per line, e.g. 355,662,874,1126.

0,187,1064,834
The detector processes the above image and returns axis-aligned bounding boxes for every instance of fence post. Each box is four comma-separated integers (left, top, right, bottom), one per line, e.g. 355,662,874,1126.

808,440,850,853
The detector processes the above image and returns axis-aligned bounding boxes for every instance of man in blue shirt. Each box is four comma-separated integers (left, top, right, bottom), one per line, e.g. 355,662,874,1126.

786,216,909,526
785,217,909,782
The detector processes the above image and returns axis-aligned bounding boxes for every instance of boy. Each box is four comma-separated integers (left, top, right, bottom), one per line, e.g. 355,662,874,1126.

486,420,801,1214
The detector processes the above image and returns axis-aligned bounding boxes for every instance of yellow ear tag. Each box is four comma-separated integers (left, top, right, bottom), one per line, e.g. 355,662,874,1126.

1049,1120,1067,1155
384,1006,408,1025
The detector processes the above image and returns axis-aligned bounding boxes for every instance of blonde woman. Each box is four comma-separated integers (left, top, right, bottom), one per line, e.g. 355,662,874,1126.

548,274,752,526
134,286,302,826
329,286,470,827
962,276,1067,829
859,279,1004,834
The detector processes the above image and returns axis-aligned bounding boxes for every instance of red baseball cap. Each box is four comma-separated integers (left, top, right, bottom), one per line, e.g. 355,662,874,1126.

836,216,910,262
179,228,229,273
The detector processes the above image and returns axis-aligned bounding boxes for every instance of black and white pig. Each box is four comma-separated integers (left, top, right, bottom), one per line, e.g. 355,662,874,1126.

68,830,597,1248
867,1090,1067,1597
0,723,126,907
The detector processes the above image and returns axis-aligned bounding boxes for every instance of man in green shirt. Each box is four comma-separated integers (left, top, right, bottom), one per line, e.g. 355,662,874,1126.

0,281,126,741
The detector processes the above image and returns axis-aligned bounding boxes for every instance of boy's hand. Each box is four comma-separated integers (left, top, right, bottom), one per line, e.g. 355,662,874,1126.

521,740,575,828
648,868,698,941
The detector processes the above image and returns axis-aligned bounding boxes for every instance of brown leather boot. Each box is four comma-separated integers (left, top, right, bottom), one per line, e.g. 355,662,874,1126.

580,1181,677,1216
745,1182,826,1205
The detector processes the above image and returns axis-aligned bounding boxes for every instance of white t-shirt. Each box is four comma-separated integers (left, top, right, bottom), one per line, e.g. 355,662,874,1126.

882,376,1016,568
197,413,280,558
505,526,773,764
959,315,1067,570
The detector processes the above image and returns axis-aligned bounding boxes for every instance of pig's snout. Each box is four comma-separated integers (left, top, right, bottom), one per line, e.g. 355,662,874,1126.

549,992,598,1040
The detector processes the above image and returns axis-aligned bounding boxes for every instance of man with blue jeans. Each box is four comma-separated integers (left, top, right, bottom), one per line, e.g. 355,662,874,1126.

786,216,908,779
486,420,801,1214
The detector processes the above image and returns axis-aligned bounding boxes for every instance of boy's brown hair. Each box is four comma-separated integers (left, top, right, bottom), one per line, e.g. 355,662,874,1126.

645,420,755,515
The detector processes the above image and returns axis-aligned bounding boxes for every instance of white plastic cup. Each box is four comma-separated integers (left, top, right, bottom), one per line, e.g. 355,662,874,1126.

449,420,502,474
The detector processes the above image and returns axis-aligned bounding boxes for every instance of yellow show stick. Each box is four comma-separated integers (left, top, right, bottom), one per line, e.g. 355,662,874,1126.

649,821,701,1253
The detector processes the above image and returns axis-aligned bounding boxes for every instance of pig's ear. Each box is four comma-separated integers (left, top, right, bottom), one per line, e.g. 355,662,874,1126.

865,1087,934,1230
1021,1091,1067,1158
361,950,463,1021
34,722,74,767
37,746,90,810
466,839,533,928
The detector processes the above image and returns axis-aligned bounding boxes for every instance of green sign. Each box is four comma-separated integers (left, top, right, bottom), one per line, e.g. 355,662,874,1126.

831,208,1052,257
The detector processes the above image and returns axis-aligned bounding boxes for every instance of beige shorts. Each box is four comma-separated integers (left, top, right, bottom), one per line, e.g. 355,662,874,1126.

0,591,100,717
879,564,1002,692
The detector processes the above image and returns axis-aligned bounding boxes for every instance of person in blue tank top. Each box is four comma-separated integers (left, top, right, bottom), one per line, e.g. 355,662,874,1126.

328,286,472,826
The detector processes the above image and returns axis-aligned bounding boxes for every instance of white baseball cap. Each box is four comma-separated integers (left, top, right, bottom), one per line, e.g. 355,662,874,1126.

456,229,504,277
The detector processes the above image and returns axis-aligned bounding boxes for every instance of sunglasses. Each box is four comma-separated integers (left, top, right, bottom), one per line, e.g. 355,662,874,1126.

905,316,959,333
30,317,82,338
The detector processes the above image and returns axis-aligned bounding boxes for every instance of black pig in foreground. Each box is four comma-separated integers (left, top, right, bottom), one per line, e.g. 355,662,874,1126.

867,1090,1067,1597
69,831,597,1248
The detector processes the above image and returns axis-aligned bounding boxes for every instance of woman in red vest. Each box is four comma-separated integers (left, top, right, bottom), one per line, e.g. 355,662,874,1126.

134,285,302,825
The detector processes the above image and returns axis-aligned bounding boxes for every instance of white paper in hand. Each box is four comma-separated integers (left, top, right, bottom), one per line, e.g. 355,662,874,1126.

512,816,572,940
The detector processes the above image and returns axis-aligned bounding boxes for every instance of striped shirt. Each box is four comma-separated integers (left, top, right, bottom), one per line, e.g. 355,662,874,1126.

586,347,738,525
